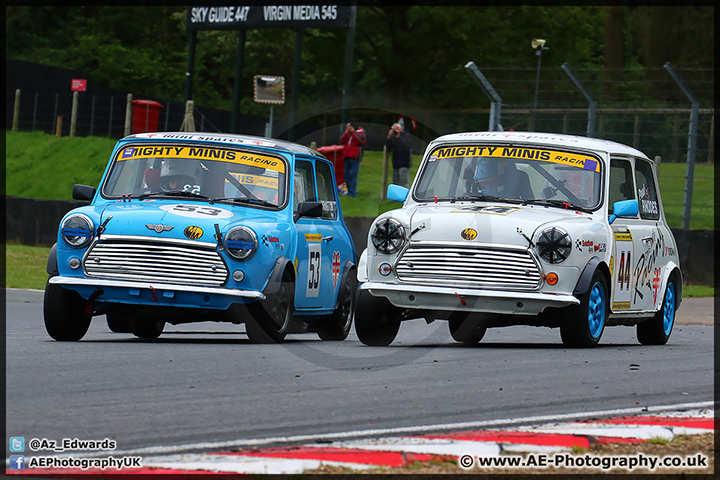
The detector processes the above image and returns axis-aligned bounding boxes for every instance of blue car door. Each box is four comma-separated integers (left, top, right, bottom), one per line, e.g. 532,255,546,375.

294,159,333,310
313,159,355,308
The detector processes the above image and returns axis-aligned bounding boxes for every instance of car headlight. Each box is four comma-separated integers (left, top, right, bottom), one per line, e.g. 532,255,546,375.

61,214,94,248
224,226,257,260
371,218,406,254
536,227,571,264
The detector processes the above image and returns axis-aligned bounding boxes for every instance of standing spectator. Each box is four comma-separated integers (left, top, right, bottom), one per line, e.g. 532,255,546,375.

385,122,412,188
340,119,366,197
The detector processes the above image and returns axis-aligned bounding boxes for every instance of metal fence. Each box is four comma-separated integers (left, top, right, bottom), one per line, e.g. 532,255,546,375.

464,63,714,164
6,91,232,138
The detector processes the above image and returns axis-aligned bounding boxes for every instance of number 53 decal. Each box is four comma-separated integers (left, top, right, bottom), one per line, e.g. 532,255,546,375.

160,204,233,219
306,243,321,298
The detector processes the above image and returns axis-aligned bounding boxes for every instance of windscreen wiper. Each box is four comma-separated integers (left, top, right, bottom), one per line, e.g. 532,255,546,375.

139,191,215,202
522,198,591,212
214,197,277,208
451,194,522,204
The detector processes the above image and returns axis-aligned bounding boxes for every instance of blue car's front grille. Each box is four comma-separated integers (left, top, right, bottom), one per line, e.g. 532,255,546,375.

83,237,229,287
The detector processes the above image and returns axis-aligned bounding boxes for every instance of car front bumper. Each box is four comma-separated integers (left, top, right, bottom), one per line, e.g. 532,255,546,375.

49,276,265,310
360,281,579,315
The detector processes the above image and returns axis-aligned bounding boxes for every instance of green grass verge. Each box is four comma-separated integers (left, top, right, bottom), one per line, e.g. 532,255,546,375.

4,243,715,295
656,162,715,231
338,149,420,217
5,244,52,290
6,131,116,200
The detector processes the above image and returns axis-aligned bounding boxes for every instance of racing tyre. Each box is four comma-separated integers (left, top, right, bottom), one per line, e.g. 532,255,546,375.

43,281,92,341
560,271,608,348
130,316,165,339
317,273,356,341
637,280,677,345
246,275,294,343
354,289,402,346
449,313,487,345
107,313,132,333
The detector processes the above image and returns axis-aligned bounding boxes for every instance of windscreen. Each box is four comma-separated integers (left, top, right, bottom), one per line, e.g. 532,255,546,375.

102,144,287,208
414,144,603,209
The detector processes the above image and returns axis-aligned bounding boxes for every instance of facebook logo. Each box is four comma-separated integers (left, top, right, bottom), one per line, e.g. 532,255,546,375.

9,455,25,470
10,436,25,452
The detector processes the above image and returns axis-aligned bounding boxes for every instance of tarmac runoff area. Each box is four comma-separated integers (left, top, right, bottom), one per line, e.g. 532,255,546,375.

675,297,715,326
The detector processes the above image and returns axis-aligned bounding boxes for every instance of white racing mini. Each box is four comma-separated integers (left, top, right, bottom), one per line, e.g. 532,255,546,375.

355,131,682,347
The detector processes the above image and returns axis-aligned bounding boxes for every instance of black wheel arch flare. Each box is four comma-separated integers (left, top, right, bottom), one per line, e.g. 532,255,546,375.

572,256,610,297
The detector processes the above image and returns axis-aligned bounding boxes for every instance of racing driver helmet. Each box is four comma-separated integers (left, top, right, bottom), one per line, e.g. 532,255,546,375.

474,158,502,194
160,159,197,190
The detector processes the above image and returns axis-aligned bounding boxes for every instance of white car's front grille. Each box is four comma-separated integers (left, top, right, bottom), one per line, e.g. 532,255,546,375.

395,244,542,290
84,237,228,287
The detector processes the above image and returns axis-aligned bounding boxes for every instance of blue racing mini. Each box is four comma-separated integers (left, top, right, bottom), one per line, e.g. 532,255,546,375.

44,132,357,342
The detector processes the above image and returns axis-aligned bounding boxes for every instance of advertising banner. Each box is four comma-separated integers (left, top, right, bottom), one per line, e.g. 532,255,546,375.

187,5,352,30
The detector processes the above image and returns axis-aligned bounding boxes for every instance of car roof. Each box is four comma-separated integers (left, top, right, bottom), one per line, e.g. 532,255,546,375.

121,132,324,158
431,131,651,160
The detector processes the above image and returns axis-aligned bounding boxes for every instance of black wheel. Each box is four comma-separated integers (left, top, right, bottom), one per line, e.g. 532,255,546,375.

106,313,132,333
43,281,92,341
354,289,402,346
448,313,487,345
246,275,294,343
637,280,677,345
317,273,357,341
130,316,165,339
560,271,608,348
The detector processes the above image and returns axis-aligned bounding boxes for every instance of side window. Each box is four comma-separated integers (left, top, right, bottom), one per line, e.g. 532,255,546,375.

635,159,660,220
315,160,338,220
293,160,316,214
608,159,634,214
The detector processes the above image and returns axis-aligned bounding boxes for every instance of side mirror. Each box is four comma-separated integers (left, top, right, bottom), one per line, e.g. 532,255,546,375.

387,184,409,203
294,201,323,222
609,199,639,225
72,184,96,201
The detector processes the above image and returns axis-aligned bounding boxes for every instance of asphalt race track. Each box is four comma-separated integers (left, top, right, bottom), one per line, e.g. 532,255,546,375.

5,288,714,457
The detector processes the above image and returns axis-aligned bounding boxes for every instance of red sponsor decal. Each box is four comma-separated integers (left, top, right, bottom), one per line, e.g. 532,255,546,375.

332,251,341,288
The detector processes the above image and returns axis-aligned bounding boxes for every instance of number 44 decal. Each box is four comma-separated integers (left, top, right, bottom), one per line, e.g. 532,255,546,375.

612,231,634,310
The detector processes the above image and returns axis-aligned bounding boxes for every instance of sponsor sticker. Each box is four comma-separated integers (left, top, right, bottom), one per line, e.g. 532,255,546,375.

652,267,662,304
575,239,594,252
332,251,341,288
184,226,204,239
612,225,633,242
304,233,323,242
117,145,285,173
261,234,282,250
432,145,601,172
460,228,478,240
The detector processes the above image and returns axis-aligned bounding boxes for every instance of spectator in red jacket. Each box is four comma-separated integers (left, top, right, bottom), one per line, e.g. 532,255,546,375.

340,119,366,197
